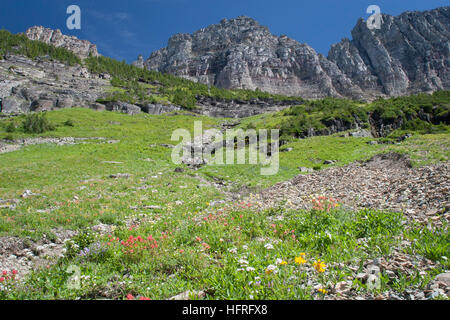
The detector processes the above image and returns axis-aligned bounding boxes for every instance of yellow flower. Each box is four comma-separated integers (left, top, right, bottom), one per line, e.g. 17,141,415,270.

280,261,288,265
318,288,328,294
313,259,327,273
295,254,307,265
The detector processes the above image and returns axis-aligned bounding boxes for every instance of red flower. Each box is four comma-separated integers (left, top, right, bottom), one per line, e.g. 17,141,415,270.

12,270,18,275
126,294,135,300
139,297,151,300
2,271,7,276
201,242,211,250
0,277,4,282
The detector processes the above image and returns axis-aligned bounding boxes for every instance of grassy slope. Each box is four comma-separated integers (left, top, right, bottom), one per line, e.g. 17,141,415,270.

0,29,448,300
0,108,448,300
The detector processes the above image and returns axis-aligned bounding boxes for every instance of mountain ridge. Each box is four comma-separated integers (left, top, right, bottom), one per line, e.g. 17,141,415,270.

134,7,450,100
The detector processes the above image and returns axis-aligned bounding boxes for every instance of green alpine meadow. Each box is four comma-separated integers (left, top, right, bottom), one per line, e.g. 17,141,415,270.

0,2,449,302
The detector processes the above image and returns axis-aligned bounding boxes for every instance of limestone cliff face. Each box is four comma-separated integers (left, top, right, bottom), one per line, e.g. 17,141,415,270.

330,7,450,97
138,7,450,99
25,26,99,59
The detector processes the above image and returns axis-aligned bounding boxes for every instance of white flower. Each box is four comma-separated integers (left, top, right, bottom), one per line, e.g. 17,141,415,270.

246,267,255,272
266,264,278,274
275,258,283,265
228,247,238,254
264,243,274,250
242,245,248,250
238,259,249,266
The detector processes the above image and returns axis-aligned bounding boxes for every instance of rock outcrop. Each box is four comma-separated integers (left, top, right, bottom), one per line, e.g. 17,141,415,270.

193,96,304,118
25,26,99,59
329,8,450,97
0,54,108,112
138,7,450,99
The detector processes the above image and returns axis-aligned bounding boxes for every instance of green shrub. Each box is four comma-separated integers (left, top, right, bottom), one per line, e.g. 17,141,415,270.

64,230,96,258
171,88,197,109
5,122,16,133
407,223,449,268
22,113,55,134
63,119,74,127
0,29,81,66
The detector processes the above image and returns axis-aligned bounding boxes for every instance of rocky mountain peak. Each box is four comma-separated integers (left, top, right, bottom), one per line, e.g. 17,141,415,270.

25,26,99,59
138,6,450,100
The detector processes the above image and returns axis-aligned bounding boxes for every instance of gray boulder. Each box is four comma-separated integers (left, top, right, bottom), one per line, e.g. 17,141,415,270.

2,96,28,113
31,99,55,111
143,103,181,115
105,101,141,115
350,129,373,138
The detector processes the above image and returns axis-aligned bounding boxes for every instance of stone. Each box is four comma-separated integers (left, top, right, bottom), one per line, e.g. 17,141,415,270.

434,273,450,287
355,273,369,282
298,167,314,173
142,103,181,115
350,129,373,138
21,190,33,198
142,205,162,210
335,281,351,293
56,97,74,109
31,99,55,111
169,290,205,300
90,103,106,111
105,101,141,115
430,289,446,299
385,270,397,280
108,173,130,179
1,96,27,113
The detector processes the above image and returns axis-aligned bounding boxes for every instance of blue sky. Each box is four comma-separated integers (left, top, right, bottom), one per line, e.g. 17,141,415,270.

0,0,448,63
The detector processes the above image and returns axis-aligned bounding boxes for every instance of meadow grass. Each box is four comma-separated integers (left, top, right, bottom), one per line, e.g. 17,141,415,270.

0,108,448,300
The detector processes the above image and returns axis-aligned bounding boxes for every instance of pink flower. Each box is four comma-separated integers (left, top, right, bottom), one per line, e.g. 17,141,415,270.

12,270,18,275
126,294,135,300
2,271,7,276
